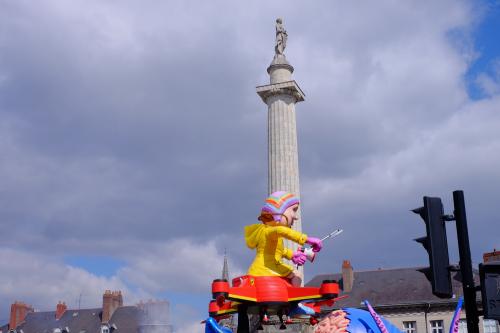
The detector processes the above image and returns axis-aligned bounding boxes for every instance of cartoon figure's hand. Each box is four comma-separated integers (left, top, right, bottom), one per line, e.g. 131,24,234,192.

292,250,307,265
306,237,323,252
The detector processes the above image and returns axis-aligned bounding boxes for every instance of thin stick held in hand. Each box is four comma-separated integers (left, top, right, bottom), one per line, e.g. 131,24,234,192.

321,229,343,242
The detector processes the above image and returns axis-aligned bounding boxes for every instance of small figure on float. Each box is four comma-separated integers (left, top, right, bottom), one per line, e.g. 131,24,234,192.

245,191,323,287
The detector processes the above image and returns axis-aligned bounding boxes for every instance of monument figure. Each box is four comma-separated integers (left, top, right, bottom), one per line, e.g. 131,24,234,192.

275,18,287,55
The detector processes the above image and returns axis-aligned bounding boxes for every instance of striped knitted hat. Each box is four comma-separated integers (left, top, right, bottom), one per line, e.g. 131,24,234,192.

261,191,299,222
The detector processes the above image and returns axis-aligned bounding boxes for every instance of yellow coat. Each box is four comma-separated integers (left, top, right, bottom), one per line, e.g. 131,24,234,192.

245,223,308,277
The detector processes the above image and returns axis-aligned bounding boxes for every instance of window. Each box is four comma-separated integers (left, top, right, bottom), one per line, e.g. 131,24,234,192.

431,320,444,333
484,320,499,333
403,321,417,333
458,320,467,333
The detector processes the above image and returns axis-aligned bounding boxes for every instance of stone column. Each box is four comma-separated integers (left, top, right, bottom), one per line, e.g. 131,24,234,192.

257,54,305,278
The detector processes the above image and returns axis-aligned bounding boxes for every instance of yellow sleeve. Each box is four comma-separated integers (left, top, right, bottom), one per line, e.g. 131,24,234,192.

270,226,308,245
282,247,294,260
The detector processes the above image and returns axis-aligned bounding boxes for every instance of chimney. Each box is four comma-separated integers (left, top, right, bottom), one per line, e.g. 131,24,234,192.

9,301,33,330
56,301,67,320
342,260,354,293
113,291,123,308
102,290,123,323
483,249,500,263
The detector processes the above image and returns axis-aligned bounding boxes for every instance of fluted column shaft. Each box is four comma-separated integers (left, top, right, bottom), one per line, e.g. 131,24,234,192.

267,94,302,238
256,55,306,280
268,95,299,194
268,93,303,281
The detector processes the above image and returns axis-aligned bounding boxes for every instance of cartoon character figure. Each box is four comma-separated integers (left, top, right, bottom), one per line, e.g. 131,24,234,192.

245,191,323,286
312,299,464,333
313,306,403,333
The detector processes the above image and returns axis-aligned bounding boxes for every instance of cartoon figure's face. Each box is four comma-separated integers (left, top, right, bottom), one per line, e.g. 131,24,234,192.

280,203,299,227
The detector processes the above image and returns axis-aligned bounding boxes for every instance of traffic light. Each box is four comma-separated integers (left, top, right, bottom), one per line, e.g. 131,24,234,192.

413,196,453,298
479,263,500,321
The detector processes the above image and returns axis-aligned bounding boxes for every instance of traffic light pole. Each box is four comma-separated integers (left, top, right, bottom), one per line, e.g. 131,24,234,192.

452,190,479,333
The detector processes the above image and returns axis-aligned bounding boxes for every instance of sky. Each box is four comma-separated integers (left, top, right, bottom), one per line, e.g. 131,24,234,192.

0,1,499,332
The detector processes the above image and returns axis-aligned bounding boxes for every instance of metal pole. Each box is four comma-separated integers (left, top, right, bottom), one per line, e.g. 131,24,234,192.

452,190,479,333
237,305,249,333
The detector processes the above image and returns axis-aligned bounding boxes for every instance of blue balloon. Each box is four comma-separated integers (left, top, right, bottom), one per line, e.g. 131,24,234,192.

205,317,232,333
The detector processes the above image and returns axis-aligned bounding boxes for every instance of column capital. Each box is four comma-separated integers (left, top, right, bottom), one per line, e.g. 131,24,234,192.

267,54,294,74
256,80,305,104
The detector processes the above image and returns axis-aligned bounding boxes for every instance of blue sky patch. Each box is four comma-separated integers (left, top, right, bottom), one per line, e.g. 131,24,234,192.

465,0,500,99
64,255,126,278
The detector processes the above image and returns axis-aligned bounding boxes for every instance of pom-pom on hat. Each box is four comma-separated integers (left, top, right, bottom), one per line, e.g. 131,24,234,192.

260,191,299,222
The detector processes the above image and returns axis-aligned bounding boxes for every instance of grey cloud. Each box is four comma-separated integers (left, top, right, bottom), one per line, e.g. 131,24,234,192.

0,0,498,319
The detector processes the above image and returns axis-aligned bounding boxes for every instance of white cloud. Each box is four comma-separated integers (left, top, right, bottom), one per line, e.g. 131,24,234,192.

174,321,204,333
171,304,206,333
118,239,245,294
307,94,500,205
0,248,149,318
301,93,500,272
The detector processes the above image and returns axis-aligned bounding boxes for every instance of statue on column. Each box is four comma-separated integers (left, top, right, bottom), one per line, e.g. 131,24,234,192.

275,18,288,55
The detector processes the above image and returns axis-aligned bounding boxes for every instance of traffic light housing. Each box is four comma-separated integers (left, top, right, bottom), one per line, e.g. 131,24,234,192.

413,196,452,298
479,263,500,321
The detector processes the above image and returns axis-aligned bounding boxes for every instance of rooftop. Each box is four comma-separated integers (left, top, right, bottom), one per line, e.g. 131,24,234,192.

14,306,141,333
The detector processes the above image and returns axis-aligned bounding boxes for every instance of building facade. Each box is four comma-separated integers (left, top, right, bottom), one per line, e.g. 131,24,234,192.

307,260,499,333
